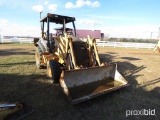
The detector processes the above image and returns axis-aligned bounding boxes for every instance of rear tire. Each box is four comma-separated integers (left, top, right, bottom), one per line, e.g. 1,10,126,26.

35,46,45,69
49,60,62,84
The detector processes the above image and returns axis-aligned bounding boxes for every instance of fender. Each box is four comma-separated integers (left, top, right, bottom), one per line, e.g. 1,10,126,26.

36,41,46,53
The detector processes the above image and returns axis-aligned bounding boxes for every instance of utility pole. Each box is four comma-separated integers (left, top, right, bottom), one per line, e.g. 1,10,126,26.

0,29,1,41
40,11,43,19
150,32,152,43
91,16,95,38
39,11,43,38
92,16,95,31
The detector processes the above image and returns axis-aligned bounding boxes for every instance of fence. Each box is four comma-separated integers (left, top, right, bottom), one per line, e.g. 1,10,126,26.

0,38,156,49
0,38,34,44
96,41,156,49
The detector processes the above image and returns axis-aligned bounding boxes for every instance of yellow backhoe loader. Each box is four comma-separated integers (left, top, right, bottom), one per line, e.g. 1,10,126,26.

34,13,128,104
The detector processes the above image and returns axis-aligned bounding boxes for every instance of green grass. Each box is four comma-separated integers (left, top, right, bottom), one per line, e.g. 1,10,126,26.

0,44,159,120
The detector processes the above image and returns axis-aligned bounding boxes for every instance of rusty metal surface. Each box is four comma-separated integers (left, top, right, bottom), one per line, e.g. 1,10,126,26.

71,84,129,105
60,64,128,104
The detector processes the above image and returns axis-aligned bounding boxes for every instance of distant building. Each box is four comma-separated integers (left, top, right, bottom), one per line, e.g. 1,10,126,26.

51,29,104,41
76,29,103,41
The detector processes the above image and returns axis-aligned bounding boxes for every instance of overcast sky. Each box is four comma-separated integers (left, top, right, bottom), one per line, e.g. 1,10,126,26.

0,0,160,38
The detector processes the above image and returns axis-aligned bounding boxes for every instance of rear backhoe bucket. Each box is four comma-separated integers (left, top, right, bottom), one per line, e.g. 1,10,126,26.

60,64,128,104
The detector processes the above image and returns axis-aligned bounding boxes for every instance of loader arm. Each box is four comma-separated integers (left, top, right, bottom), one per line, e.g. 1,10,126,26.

68,38,79,69
54,34,80,70
87,35,101,66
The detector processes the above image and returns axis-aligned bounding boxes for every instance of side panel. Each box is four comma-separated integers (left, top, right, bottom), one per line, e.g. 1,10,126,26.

36,39,47,53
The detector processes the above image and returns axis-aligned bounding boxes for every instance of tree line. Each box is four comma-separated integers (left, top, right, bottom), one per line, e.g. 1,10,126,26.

102,37,158,43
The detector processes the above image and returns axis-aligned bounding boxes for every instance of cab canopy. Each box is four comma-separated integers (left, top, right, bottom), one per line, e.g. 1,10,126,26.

40,13,75,24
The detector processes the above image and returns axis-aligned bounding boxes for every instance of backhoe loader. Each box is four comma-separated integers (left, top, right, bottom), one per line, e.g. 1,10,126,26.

34,13,128,104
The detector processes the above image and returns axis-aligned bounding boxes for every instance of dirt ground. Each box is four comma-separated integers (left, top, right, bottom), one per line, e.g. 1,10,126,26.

0,44,159,120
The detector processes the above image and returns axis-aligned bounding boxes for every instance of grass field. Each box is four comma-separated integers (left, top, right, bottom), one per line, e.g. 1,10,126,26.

0,44,159,120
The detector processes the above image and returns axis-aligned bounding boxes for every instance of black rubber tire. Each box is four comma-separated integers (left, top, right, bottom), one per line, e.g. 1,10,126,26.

35,46,45,69
49,60,62,84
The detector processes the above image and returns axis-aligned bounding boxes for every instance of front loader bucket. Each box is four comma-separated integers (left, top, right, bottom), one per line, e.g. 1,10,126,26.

60,64,128,104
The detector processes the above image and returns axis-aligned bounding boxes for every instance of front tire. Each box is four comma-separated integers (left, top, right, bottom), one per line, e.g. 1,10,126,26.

48,60,62,84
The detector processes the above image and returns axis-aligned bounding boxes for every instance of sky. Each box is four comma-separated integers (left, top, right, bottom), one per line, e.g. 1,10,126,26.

0,0,160,39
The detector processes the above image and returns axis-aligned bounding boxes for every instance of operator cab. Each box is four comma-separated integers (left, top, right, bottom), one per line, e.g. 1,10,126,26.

40,13,89,67
54,28,73,36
